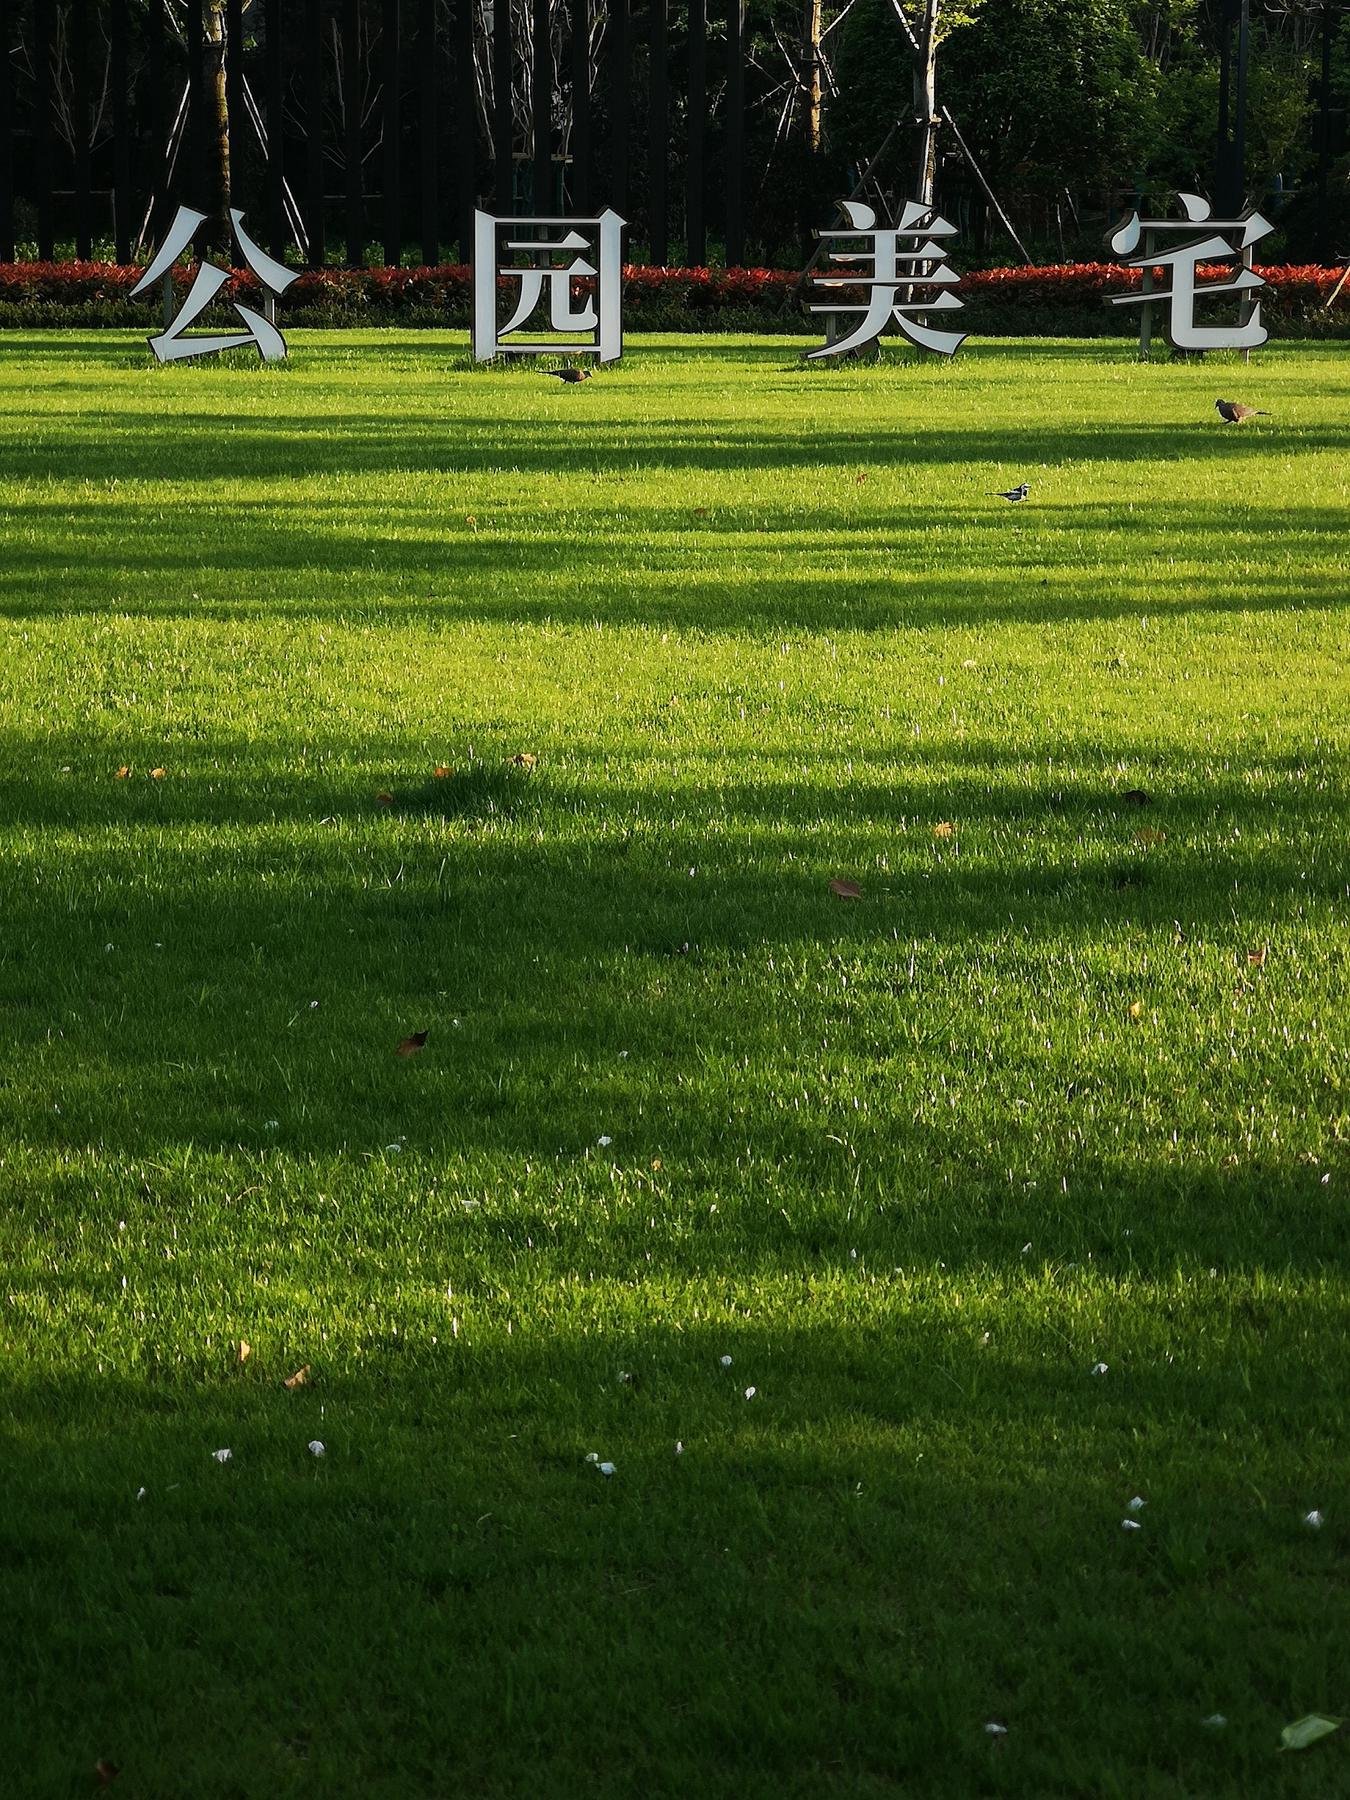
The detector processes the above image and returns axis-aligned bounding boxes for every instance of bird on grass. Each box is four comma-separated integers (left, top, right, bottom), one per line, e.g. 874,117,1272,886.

1215,398,1269,424
991,482,1029,502
545,367,594,384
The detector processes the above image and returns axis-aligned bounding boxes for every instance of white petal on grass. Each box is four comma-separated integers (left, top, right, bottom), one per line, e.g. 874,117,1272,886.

744,1386,757,1400
136,1487,147,1501
1202,1715,1227,1730
598,1462,616,1477
584,1452,599,1464
1304,1509,1324,1529
597,1135,613,1148
983,1722,1008,1737
211,1448,232,1463
1121,1518,1142,1531
1091,1362,1109,1376
719,1355,733,1367
308,1440,325,1457
1127,1495,1146,1512
675,1441,684,1456
1279,1715,1342,1752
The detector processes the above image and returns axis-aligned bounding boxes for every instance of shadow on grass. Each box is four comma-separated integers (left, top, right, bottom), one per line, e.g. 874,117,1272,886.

1,490,1347,632
0,731,1344,1253
0,1298,1345,1796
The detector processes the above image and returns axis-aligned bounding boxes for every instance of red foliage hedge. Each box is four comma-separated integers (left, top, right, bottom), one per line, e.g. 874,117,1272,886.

0,257,1344,334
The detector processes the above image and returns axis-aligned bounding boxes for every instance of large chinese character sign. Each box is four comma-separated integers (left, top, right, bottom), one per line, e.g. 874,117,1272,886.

807,199,967,360
1107,192,1273,353
132,205,299,362
473,209,625,362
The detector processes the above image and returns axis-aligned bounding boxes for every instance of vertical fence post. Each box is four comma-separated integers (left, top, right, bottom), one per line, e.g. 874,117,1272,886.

0,0,13,262
532,0,550,208
494,0,513,209
569,0,590,212
34,0,55,258
686,0,705,264
111,0,131,262
71,0,92,257
383,0,402,263
419,0,439,262
305,0,326,265
187,0,206,240
608,0,628,216
647,0,668,263
265,0,286,257
452,0,475,259
725,0,744,265
343,0,363,263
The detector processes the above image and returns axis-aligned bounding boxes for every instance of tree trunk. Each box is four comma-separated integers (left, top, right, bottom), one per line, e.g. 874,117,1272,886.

204,0,232,256
804,0,822,155
914,0,938,206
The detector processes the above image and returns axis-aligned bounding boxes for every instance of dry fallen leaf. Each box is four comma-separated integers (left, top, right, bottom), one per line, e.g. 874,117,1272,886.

433,765,454,779
283,1364,310,1390
651,1158,663,1171
1128,1001,1144,1019
829,878,863,900
94,1760,120,1787
237,1340,252,1364
1121,788,1153,806
375,791,395,807
1133,827,1166,847
1247,946,1268,967
115,765,131,780
464,514,477,527
396,1030,429,1058
510,752,538,769
149,767,166,780
933,821,956,839
855,472,869,484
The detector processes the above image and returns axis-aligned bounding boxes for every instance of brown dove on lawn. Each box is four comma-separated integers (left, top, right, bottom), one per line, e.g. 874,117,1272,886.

1215,398,1269,423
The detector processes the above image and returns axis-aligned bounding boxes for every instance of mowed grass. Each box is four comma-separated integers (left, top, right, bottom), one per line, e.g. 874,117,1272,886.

1,331,1347,1797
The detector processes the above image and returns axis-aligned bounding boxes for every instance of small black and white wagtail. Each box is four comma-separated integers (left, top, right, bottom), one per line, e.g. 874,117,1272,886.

991,482,1029,502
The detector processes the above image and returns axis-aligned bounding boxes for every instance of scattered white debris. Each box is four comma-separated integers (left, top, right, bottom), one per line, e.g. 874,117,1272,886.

984,1722,1008,1737
1121,1518,1142,1531
263,1120,279,1131
597,1135,613,1148
136,1487,147,1501
675,1441,684,1456
309,999,320,1009
744,1386,757,1400
598,1462,616,1477
720,1355,733,1367
384,1142,403,1153
1304,1509,1324,1529
1202,1715,1227,1730
1091,1362,1109,1376
211,1448,232,1463
1127,1495,1146,1512
1021,1242,1032,1254
585,1452,599,1464
308,1440,325,1457
619,1371,632,1384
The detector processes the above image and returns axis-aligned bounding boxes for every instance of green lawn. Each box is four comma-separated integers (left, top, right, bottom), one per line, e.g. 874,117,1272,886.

1,332,1347,1798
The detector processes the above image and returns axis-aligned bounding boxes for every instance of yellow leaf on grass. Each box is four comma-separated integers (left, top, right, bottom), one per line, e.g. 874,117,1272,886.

238,1340,252,1364
149,767,166,780
1247,946,1268,967
115,765,131,779
283,1364,311,1390
1128,1001,1143,1019
933,821,956,839
433,765,453,779
1133,828,1166,847
511,752,538,769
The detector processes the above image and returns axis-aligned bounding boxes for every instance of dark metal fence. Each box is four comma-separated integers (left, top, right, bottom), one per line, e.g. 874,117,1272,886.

0,0,754,265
